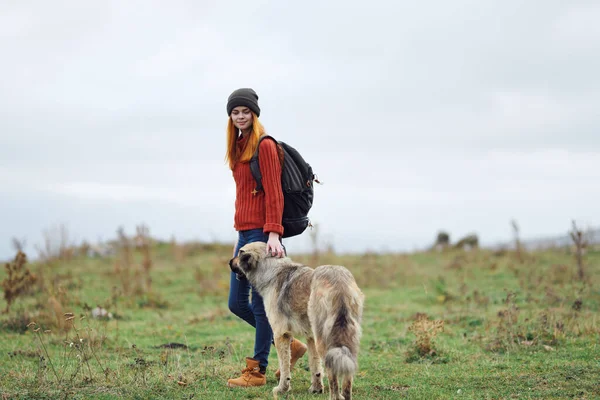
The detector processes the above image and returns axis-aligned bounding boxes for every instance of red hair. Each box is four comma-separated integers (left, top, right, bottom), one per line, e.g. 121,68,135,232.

225,112,265,170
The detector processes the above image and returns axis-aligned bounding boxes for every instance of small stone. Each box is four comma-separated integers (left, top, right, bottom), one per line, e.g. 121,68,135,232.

92,307,112,319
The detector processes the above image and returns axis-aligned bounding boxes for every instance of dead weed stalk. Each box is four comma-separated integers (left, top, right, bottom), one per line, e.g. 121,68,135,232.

2,251,37,313
28,322,60,384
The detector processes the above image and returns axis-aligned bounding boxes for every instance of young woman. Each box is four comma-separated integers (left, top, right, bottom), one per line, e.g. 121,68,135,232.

225,88,307,388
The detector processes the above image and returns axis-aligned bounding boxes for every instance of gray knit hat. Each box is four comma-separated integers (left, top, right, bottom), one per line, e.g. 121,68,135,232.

227,88,261,117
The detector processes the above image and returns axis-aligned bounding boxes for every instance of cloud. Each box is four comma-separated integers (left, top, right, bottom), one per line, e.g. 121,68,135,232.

1,1,599,258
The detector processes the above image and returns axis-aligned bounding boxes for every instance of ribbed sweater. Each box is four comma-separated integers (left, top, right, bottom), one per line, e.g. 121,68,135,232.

232,135,284,236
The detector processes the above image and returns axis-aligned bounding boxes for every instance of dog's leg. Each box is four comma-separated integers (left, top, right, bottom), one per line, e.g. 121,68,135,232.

272,333,292,398
306,337,323,394
327,369,343,400
342,376,353,400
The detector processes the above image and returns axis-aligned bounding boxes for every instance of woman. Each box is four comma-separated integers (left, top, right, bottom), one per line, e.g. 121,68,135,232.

225,88,307,388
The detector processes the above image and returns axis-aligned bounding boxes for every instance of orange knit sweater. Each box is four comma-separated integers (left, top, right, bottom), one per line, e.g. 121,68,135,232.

232,135,284,236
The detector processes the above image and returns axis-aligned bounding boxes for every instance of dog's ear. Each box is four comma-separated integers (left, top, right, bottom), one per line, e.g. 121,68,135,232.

238,251,256,272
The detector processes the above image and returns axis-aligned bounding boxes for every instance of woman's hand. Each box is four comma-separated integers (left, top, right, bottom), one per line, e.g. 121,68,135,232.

266,232,285,258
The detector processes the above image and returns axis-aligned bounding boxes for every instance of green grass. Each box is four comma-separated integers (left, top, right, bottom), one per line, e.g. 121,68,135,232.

1,243,599,399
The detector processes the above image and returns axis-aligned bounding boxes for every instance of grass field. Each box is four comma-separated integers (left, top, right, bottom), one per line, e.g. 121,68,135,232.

1,238,599,399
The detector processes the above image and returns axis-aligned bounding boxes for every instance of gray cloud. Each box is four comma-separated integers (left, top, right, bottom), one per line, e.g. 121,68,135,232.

1,1,599,259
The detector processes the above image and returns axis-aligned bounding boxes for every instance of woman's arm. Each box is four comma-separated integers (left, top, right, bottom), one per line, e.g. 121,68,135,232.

258,138,285,257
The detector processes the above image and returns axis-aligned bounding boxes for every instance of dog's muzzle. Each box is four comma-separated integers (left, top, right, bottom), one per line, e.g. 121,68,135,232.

229,258,246,281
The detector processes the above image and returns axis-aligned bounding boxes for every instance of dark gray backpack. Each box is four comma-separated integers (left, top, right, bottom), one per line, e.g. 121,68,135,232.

250,135,319,238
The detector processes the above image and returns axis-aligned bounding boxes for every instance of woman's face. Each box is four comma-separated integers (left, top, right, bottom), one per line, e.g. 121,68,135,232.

230,106,253,131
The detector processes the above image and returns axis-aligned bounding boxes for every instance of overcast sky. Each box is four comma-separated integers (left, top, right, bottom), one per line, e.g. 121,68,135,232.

1,1,599,260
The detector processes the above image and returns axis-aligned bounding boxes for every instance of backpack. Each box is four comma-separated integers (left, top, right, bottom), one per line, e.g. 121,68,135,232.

250,135,319,238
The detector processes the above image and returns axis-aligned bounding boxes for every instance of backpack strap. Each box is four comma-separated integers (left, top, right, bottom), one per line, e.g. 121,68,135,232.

249,135,277,192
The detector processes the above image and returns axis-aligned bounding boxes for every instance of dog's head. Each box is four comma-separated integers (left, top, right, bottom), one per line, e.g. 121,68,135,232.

229,242,268,279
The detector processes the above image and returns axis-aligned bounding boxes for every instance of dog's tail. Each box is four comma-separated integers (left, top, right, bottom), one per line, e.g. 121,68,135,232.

324,301,360,380
324,346,357,379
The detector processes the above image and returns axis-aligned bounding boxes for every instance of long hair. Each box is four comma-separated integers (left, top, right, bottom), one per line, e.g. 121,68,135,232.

225,112,265,170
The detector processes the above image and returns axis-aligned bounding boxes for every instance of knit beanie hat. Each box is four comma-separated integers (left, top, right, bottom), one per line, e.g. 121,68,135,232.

227,88,261,117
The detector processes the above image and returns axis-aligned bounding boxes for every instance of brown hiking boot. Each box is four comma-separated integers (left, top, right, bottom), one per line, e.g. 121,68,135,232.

275,338,308,379
227,357,266,388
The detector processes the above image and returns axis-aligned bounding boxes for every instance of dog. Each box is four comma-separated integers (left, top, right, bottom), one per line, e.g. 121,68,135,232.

229,242,364,400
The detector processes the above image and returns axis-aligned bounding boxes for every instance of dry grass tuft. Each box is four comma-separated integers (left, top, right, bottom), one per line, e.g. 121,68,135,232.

136,224,153,293
115,226,133,295
487,291,521,352
570,220,588,281
170,236,189,264
407,313,445,358
35,224,76,266
2,252,37,313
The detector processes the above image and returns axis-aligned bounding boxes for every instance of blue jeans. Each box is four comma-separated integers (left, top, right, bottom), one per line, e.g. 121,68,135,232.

228,229,273,369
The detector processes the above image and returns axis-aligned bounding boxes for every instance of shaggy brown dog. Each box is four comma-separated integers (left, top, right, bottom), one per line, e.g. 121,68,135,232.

230,242,364,400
